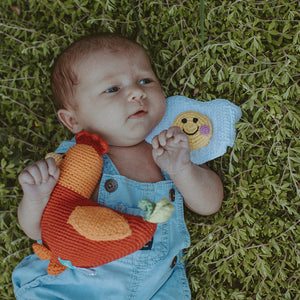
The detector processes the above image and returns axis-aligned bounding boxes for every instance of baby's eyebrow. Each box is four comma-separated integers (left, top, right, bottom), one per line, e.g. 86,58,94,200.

94,68,156,86
97,74,117,83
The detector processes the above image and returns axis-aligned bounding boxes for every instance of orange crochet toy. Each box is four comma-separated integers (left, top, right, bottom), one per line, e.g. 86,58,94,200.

32,131,162,275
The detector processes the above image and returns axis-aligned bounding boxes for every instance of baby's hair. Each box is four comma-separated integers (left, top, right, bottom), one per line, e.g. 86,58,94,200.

51,33,143,109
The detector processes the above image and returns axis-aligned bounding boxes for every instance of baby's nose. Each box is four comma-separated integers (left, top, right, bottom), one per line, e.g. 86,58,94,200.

128,86,146,103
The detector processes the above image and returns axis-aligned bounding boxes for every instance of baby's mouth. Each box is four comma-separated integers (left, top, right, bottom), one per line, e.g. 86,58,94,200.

129,109,148,119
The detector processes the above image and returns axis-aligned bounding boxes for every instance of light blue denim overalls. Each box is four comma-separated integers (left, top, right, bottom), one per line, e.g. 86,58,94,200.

12,139,191,299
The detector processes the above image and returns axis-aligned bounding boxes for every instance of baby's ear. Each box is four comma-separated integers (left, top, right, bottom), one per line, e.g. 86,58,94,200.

57,109,82,133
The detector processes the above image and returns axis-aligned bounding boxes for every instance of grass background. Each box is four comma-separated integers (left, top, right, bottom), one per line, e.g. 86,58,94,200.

0,0,299,299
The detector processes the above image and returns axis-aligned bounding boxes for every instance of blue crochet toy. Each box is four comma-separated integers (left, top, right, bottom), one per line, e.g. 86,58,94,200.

146,95,242,164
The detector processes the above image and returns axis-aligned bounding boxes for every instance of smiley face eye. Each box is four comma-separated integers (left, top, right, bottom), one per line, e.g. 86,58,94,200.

193,118,198,123
181,118,187,124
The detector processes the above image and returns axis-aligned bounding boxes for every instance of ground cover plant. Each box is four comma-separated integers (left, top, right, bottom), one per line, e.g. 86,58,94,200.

1,0,299,299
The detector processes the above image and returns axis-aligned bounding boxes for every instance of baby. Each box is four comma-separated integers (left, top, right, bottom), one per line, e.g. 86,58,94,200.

13,33,223,299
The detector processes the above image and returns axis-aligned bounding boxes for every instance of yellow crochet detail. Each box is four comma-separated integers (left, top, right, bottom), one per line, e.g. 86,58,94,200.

45,152,63,166
172,111,212,151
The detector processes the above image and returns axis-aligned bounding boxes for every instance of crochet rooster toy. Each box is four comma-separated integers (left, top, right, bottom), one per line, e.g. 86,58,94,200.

32,132,174,275
32,96,241,276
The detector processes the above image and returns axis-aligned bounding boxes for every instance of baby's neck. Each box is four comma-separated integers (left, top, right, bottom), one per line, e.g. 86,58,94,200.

108,141,163,183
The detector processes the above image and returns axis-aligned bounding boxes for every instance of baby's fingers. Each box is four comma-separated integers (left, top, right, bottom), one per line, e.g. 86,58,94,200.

23,163,45,185
157,130,168,147
152,147,165,157
37,160,51,183
163,127,189,149
19,160,52,185
18,170,35,186
151,135,165,157
151,135,159,149
46,158,60,181
166,127,186,144
173,131,189,145
152,131,167,148
166,126,182,139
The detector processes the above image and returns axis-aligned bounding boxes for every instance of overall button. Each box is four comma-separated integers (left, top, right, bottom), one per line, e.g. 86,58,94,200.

169,188,175,202
104,179,118,193
170,256,177,268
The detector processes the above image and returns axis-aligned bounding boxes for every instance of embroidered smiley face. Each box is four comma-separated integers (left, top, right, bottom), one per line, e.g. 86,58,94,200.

172,111,212,151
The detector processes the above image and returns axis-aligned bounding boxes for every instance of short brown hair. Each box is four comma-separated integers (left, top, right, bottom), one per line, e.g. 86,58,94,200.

51,33,142,108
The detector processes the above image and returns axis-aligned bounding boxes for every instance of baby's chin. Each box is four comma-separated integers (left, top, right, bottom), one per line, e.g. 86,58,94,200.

106,134,150,148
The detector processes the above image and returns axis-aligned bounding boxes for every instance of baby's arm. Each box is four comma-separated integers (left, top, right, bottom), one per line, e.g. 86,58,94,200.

152,127,223,215
17,158,60,240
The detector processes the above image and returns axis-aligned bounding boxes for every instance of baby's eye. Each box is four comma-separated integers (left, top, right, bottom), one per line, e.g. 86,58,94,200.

105,87,119,93
139,78,152,85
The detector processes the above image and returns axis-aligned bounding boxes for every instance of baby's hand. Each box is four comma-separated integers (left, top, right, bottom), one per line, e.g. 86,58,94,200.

18,158,60,202
151,126,191,175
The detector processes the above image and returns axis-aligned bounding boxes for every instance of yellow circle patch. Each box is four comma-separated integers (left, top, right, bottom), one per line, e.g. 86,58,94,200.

172,111,212,151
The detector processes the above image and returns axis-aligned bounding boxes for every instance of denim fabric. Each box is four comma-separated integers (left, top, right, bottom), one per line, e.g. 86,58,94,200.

12,141,191,300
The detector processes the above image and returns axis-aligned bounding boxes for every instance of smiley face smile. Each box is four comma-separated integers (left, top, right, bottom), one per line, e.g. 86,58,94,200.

183,127,199,136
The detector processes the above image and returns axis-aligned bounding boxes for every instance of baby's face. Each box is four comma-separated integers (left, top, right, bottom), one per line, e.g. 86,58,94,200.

69,47,166,147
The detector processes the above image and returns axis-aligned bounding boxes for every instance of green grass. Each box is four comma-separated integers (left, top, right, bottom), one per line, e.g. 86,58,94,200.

1,1,299,299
